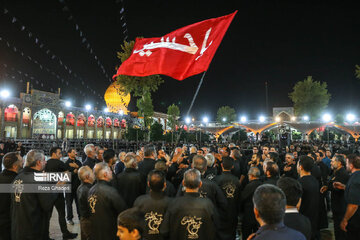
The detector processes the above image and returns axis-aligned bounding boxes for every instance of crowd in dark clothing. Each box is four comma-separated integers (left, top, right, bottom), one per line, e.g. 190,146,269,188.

1,141,360,240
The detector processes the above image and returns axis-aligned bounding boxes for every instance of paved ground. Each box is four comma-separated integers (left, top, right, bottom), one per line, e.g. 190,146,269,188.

50,203,335,240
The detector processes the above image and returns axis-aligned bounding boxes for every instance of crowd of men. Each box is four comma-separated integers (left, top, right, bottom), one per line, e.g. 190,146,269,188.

0,141,360,240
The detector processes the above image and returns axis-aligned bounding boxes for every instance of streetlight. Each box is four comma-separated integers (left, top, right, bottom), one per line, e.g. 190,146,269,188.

104,107,109,113
185,117,191,124
303,115,309,121
291,116,296,121
346,113,356,122
240,116,247,123
259,116,265,123
222,117,227,122
0,89,10,99
275,116,281,122
85,104,91,111
65,101,72,107
322,113,332,122
203,116,209,123
119,110,124,116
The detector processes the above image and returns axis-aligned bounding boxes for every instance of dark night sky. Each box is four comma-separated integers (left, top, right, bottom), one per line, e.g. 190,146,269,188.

0,0,359,120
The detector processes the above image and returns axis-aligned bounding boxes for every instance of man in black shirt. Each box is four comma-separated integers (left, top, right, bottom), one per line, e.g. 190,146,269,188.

161,168,217,240
103,149,119,189
277,177,311,240
240,167,262,240
263,161,279,185
77,166,95,240
11,150,55,240
214,157,241,240
0,152,22,240
64,148,82,225
335,154,360,239
88,162,127,240
282,153,298,179
134,170,172,240
138,144,157,177
297,156,319,240
83,144,101,169
117,154,146,207
320,154,349,240
153,160,176,197
45,147,77,239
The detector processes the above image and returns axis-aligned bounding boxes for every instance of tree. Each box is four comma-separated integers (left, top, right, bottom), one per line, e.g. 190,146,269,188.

150,121,164,141
167,104,180,131
167,104,180,143
216,106,236,124
115,40,164,97
356,65,360,79
289,76,331,120
136,91,154,140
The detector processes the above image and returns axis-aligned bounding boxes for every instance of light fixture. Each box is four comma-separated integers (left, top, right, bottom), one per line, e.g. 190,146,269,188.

303,115,309,121
0,89,10,99
104,107,109,113
291,116,296,121
240,116,247,123
222,117,227,122
259,116,265,123
119,110,124,116
322,113,332,122
275,116,281,122
346,113,356,122
65,101,71,107
203,116,209,123
185,117,191,124
85,104,91,111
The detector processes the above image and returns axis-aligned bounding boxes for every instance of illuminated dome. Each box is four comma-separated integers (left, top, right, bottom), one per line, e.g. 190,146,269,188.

104,82,130,114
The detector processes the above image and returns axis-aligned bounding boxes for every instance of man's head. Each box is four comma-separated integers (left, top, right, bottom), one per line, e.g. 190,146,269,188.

285,153,294,164
253,146,259,154
3,152,22,172
144,144,156,159
265,161,279,178
124,154,137,169
25,149,46,171
331,154,346,170
103,149,117,166
49,147,62,160
78,166,95,184
196,149,204,156
346,154,360,172
119,152,126,162
147,170,166,192
248,167,260,181
84,144,95,158
192,155,207,174
17,142,22,146
221,157,234,171
253,184,286,225
154,160,168,173
190,146,197,154
117,208,143,240
183,168,202,191
277,177,303,208
262,146,269,155
293,151,298,159
204,153,215,168
326,149,332,158
67,148,76,159
220,147,230,157
94,162,113,181
297,156,314,174
97,148,104,161
158,149,166,159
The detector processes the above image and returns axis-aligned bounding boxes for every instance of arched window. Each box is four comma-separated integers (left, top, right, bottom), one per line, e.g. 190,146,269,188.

88,115,95,127
33,108,56,138
66,112,75,126
58,112,64,125
4,105,18,122
77,114,85,127
114,118,120,128
97,116,104,127
106,117,112,128
22,107,31,124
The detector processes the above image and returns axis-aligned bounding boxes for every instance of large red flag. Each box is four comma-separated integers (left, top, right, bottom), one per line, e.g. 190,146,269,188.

113,11,237,81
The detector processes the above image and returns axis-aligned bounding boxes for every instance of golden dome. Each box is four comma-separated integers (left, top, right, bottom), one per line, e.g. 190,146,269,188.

104,82,130,114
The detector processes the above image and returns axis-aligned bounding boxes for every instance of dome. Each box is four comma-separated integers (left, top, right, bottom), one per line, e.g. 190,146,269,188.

104,82,130,114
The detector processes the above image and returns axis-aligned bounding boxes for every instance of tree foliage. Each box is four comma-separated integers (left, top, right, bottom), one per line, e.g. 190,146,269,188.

356,65,360,79
216,106,236,123
150,121,164,141
167,104,180,131
136,91,154,130
115,40,164,97
289,76,331,119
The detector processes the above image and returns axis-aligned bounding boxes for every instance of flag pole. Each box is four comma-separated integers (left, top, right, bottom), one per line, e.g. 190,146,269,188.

170,71,207,158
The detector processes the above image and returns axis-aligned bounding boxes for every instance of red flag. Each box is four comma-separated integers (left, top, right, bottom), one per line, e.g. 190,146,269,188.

113,11,237,81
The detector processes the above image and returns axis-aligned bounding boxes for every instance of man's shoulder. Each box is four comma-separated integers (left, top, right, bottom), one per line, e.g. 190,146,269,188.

255,225,306,240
